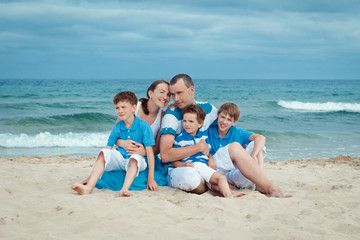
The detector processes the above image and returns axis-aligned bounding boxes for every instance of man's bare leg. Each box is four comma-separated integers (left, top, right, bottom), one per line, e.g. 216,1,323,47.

119,158,138,197
229,142,291,198
72,151,106,195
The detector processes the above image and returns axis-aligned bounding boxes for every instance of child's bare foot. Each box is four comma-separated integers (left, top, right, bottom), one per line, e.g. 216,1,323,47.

268,187,292,198
119,189,132,197
81,177,90,185
225,190,246,198
71,183,93,195
232,191,246,198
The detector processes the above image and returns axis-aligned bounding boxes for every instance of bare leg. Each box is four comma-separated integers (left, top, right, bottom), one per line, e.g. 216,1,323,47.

119,158,138,197
72,151,106,195
228,142,291,198
210,173,245,198
256,150,264,169
189,178,208,194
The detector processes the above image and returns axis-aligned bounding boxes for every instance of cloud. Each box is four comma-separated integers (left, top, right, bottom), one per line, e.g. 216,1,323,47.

0,0,359,79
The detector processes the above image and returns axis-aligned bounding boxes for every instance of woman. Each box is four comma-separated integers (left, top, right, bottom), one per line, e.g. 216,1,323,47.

95,80,170,191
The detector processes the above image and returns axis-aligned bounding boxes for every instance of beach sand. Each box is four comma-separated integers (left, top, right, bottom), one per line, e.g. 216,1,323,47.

1,155,359,240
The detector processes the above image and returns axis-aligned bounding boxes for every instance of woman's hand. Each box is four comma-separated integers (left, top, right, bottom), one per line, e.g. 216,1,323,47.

127,142,146,156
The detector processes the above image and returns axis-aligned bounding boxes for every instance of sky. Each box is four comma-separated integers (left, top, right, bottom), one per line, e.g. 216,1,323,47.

0,0,360,80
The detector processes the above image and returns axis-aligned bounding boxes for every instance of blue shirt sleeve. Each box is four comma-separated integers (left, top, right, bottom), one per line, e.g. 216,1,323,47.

235,128,253,146
107,123,121,147
160,107,182,136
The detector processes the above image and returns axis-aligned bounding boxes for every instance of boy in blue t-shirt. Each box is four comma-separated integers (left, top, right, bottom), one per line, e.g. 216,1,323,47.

72,91,158,197
207,102,267,190
171,104,245,198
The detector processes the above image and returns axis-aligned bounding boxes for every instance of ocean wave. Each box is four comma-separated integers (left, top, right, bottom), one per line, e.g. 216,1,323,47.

1,112,115,130
0,132,108,148
278,100,360,112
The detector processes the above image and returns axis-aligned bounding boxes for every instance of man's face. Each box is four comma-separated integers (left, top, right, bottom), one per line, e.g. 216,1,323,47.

170,79,195,109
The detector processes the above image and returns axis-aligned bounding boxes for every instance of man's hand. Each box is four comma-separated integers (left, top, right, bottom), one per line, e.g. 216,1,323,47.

198,139,209,156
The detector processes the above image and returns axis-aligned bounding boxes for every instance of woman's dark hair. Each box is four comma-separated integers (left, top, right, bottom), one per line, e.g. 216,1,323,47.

140,80,169,115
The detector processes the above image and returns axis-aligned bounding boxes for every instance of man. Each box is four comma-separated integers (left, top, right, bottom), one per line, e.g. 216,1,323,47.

160,74,217,193
160,74,290,197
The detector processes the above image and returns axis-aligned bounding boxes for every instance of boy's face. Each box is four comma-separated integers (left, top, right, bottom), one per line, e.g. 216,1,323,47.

115,101,136,121
217,112,236,135
183,112,203,136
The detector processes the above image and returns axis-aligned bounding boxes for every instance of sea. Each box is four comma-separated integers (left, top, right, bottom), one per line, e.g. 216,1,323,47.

0,79,359,161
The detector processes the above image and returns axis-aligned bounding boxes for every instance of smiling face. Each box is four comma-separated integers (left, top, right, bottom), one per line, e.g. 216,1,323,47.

217,112,236,137
148,82,170,108
115,100,137,122
182,112,203,136
170,79,195,109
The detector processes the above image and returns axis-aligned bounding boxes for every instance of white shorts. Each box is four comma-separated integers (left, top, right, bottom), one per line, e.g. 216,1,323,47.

167,162,216,191
99,148,147,177
212,141,265,190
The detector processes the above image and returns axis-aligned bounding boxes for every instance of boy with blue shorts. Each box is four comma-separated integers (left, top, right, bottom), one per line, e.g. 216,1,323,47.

72,91,158,197
170,104,245,198
207,102,267,191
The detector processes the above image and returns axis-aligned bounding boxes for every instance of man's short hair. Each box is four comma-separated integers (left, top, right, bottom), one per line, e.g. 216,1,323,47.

218,102,240,122
182,104,206,123
113,91,138,105
170,74,194,88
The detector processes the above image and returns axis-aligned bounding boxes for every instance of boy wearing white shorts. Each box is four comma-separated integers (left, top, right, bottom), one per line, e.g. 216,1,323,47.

207,102,268,191
72,91,158,197
169,104,245,198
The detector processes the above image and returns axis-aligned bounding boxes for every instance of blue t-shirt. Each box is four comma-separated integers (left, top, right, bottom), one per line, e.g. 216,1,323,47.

107,116,155,159
173,130,209,164
160,101,217,137
207,123,253,156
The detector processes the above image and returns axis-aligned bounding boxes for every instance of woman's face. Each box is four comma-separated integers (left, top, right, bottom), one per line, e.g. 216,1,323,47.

149,83,170,108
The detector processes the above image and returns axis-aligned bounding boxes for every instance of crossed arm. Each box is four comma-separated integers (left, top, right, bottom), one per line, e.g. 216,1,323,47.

160,134,210,163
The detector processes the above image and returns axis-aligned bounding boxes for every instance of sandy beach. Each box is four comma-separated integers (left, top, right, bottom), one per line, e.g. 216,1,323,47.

1,155,359,240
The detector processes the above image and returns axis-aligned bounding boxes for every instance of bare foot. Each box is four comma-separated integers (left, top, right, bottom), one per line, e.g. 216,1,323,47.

232,191,246,198
268,187,292,198
81,177,90,185
226,190,246,198
71,183,93,195
119,189,132,197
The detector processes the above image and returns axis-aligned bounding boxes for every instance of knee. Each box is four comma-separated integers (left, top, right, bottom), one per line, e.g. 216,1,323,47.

228,142,245,158
170,168,201,192
129,158,138,167
228,142,243,152
212,173,226,184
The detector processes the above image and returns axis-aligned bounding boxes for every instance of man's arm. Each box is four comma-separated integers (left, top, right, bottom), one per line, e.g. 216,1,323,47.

160,134,209,163
173,161,194,168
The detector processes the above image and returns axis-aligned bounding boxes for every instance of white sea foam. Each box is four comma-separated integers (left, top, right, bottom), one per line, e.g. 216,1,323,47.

278,100,360,112
0,132,108,148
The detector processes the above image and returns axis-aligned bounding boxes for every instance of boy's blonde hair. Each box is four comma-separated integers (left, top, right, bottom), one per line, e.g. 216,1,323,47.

218,102,240,122
182,104,206,123
113,91,138,105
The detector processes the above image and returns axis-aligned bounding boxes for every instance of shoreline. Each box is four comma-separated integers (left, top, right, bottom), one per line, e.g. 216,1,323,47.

1,155,359,239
